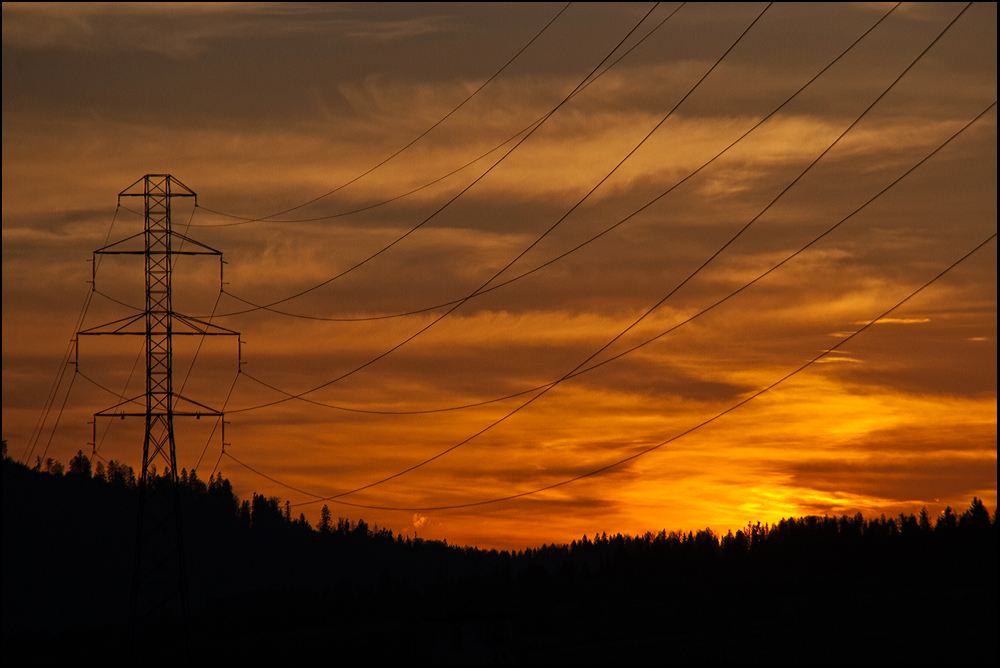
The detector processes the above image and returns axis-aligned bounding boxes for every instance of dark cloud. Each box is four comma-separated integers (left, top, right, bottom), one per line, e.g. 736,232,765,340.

785,451,997,510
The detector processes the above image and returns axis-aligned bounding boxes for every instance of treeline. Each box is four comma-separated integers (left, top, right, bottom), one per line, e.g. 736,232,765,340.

3,444,996,664
18,445,995,556
547,498,995,568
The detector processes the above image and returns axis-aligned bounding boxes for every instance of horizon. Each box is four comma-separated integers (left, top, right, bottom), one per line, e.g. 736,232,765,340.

5,450,995,553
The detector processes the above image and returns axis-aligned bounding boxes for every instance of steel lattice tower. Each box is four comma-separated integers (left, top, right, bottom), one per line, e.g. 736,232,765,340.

80,174,239,654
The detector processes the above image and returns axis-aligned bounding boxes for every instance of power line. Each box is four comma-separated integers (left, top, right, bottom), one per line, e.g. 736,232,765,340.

234,100,996,429
25,2,985,532
22,205,123,464
21,4,654,476
310,98,998,503
189,4,686,231
227,0,960,417
208,3,668,320
94,4,692,324
224,3,773,413
298,232,1000,511
227,93,995,509
194,370,241,473
214,1,901,326
77,369,144,405
194,2,575,225
94,5,684,322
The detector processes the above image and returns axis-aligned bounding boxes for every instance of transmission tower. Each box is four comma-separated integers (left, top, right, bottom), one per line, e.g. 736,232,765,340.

78,175,239,652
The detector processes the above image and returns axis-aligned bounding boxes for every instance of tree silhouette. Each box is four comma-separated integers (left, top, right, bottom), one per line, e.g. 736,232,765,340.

918,506,932,532
318,504,332,533
959,497,991,531
68,450,92,477
936,506,958,534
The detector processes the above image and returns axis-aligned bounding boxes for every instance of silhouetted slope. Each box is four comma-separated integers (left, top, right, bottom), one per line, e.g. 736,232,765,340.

3,453,996,664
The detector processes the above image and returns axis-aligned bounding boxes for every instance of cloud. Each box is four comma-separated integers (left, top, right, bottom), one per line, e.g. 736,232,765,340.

4,3,994,550
784,450,997,510
1,3,459,58
863,318,931,325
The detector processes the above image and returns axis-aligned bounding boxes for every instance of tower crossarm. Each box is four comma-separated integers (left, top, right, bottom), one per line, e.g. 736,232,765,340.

77,175,241,650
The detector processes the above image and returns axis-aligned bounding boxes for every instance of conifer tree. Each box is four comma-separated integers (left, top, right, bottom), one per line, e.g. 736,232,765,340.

318,504,332,533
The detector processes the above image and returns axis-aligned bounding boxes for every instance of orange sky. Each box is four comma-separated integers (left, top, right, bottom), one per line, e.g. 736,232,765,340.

3,2,996,550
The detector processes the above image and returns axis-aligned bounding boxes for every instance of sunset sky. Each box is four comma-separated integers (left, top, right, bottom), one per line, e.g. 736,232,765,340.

3,2,996,550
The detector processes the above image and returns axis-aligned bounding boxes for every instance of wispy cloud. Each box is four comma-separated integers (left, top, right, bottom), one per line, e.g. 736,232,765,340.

3,2,995,549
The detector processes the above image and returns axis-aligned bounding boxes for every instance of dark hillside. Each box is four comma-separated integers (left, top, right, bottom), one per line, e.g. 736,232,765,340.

3,453,995,664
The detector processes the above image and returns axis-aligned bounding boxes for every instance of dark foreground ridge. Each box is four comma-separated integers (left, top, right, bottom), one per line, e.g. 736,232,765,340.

3,449,996,664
